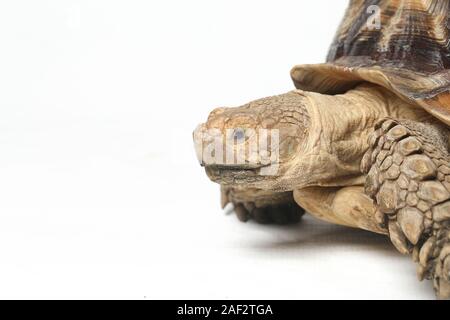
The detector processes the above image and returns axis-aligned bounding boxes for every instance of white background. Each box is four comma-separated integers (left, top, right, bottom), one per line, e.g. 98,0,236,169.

0,0,433,299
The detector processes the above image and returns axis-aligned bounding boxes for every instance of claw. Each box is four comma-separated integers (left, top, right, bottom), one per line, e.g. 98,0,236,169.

243,202,255,212
437,277,450,300
234,204,249,222
417,264,426,281
397,207,424,245
388,220,410,255
443,256,450,281
440,244,450,262
221,187,230,209
433,240,450,299
419,236,436,267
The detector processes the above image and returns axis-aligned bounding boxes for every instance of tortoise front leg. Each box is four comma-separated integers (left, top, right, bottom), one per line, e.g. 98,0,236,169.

221,186,304,225
362,118,450,299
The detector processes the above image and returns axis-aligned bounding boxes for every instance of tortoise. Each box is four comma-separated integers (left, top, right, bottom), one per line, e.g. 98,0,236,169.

193,0,450,298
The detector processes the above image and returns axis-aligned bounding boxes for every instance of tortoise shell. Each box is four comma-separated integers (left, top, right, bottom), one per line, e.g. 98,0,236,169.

291,0,450,126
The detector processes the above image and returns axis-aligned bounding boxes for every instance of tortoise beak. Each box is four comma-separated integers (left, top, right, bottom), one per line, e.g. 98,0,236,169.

194,123,224,166
193,123,207,166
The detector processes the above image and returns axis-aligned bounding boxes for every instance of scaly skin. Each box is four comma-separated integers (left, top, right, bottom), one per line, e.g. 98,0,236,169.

195,90,310,190
195,90,310,224
221,186,304,224
362,118,450,299
193,83,449,298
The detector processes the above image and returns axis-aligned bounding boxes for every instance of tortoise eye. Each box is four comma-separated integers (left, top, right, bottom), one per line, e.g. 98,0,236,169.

233,128,246,142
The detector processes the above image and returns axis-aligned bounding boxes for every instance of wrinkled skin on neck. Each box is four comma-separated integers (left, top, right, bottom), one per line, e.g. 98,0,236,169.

193,84,433,191
295,84,434,188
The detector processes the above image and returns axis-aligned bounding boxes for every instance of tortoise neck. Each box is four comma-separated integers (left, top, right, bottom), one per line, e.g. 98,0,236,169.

289,84,430,188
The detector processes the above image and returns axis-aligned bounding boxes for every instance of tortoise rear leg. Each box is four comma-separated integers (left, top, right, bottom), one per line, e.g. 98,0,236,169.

362,118,450,299
221,186,304,225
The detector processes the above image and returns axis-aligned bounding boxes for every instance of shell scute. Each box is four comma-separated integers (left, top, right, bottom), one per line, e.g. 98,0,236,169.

291,0,450,125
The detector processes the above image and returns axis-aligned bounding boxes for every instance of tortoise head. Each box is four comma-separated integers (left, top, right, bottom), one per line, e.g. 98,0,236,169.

193,91,310,190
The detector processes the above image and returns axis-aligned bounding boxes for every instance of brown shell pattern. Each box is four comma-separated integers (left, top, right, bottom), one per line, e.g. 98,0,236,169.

291,0,450,125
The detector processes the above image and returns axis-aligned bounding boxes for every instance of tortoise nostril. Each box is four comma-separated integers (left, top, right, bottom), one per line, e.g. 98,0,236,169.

193,123,205,141
193,123,207,163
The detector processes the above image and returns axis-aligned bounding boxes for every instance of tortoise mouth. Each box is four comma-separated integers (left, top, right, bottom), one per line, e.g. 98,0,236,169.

206,166,260,185
204,163,270,170
204,162,280,186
